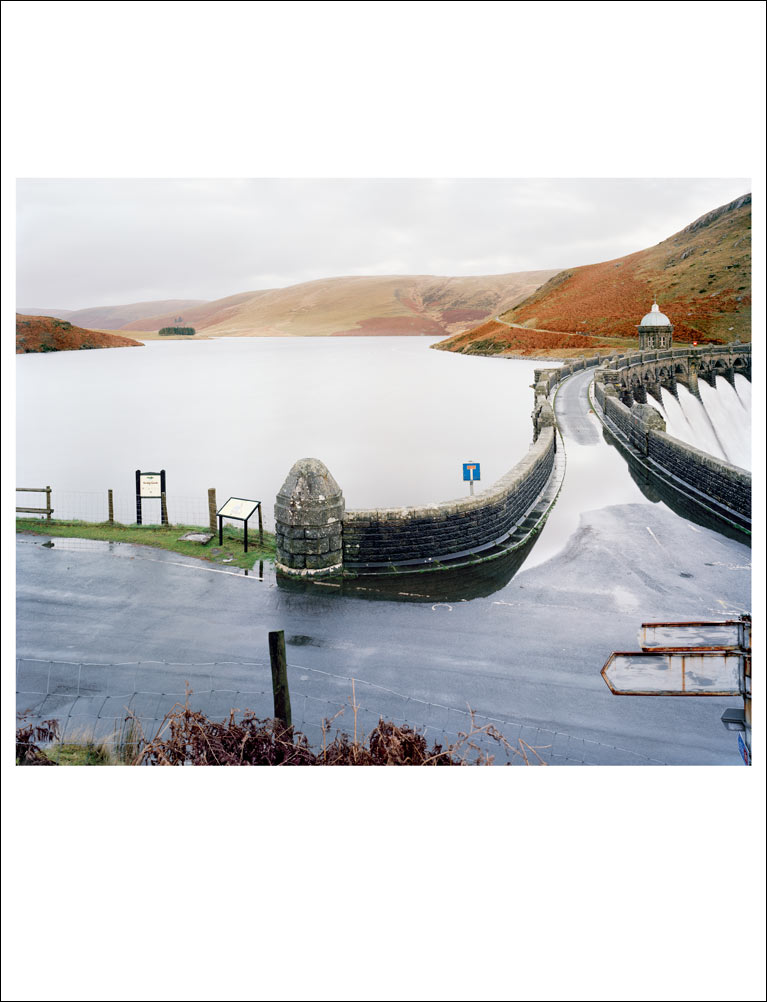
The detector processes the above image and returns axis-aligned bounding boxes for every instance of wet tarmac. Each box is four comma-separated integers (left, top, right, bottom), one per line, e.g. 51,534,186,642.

16,370,751,764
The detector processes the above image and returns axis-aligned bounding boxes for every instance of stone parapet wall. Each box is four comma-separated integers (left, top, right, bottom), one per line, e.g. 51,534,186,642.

605,343,751,376
603,394,655,454
276,357,575,576
596,343,751,407
534,355,602,397
592,357,751,531
343,427,556,567
647,433,751,521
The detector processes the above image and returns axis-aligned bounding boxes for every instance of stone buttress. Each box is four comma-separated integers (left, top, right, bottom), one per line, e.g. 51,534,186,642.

274,458,345,577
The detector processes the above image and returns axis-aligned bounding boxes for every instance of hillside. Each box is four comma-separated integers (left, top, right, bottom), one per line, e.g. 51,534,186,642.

16,307,74,321
120,272,559,337
16,315,143,353
17,299,207,330
435,194,751,358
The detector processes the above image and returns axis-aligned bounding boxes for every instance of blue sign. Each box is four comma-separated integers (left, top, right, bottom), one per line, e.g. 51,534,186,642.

462,462,480,482
738,733,750,766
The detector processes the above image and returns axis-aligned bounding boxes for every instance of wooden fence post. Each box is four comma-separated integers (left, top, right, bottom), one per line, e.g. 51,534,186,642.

108,489,114,524
258,502,263,546
160,492,169,526
208,488,217,533
45,486,52,520
268,630,292,729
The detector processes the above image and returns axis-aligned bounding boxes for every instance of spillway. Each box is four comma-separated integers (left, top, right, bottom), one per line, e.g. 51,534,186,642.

654,374,751,471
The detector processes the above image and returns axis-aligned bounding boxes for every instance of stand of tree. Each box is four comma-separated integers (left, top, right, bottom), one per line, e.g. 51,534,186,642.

158,326,196,336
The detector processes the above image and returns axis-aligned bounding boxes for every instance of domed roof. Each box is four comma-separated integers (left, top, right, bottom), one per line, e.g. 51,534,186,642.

640,302,671,327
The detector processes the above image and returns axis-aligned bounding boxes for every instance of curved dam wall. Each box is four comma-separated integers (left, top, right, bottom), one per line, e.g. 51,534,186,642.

275,359,577,577
598,343,751,405
533,354,602,397
590,347,751,533
342,427,555,569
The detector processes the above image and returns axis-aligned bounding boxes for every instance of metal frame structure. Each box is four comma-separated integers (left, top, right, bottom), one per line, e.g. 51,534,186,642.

216,497,263,553
601,617,752,763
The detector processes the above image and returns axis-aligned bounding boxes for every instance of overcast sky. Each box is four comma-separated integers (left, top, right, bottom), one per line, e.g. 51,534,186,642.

16,177,750,310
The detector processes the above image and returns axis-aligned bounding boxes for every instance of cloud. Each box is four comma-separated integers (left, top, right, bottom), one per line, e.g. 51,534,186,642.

16,178,750,309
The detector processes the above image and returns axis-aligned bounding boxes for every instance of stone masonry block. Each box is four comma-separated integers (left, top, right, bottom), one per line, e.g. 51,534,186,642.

275,458,345,576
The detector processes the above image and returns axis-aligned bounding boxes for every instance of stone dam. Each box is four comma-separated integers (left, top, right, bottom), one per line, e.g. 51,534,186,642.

274,344,751,578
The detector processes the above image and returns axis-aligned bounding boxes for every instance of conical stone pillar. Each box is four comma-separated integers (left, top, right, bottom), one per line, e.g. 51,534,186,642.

274,458,345,577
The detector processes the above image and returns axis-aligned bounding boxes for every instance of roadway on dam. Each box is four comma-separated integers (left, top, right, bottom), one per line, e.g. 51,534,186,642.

16,369,751,765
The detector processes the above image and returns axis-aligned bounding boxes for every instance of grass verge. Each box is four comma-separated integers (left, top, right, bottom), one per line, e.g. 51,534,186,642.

16,517,276,570
44,742,113,765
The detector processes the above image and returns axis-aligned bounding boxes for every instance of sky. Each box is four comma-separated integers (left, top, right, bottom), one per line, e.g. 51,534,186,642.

16,177,751,310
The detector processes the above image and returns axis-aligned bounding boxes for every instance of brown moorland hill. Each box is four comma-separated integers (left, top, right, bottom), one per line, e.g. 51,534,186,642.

435,194,751,358
120,290,273,334
435,318,623,359
17,299,208,330
16,315,143,353
120,271,559,337
16,307,75,321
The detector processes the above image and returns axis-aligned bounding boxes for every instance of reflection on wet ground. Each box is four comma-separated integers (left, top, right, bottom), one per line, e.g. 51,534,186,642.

602,425,751,546
502,371,651,572
16,535,274,581
277,530,541,603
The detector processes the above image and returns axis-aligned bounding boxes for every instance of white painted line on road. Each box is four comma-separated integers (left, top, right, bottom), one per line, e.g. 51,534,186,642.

32,539,270,581
124,553,265,579
712,598,751,614
646,526,664,549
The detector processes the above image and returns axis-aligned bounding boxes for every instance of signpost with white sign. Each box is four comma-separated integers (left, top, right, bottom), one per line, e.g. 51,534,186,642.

135,469,167,525
216,497,262,552
463,462,480,496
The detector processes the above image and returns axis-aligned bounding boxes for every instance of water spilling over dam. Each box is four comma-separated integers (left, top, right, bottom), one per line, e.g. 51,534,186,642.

654,374,751,471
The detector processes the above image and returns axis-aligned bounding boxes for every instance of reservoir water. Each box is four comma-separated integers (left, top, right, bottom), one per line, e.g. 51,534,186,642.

16,337,554,528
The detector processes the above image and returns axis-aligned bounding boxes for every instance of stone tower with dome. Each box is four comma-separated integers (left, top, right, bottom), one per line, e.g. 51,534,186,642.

637,301,673,350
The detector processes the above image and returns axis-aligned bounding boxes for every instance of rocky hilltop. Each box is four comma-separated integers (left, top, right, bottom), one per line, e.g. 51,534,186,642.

434,194,751,358
16,315,143,353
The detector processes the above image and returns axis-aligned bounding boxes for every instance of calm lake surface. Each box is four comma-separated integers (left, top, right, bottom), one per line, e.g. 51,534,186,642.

16,337,555,528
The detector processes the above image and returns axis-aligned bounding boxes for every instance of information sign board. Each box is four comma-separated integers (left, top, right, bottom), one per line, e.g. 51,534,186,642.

218,497,260,520
139,473,162,498
135,469,167,525
215,497,262,552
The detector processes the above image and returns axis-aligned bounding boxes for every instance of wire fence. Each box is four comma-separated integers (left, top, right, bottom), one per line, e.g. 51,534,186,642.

17,489,213,528
16,658,669,766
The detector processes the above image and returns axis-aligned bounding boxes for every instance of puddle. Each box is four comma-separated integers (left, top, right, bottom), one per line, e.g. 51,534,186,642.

287,635,322,647
19,536,118,553
17,534,273,580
